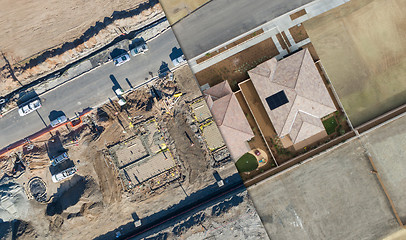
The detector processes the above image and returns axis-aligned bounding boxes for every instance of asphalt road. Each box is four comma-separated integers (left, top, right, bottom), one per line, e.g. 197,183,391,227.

172,0,315,59
0,29,181,149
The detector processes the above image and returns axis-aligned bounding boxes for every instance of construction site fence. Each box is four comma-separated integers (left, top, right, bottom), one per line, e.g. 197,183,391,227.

0,109,92,157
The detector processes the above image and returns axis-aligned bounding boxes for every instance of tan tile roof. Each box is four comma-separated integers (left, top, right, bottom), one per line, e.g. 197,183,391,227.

218,125,252,160
204,80,232,99
204,81,254,159
248,49,336,144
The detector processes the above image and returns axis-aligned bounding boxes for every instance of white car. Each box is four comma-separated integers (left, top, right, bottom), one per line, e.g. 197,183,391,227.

118,98,127,106
113,53,131,66
18,99,42,116
115,88,124,96
51,166,77,183
50,115,67,127
172,55,186,67
130,43,148,56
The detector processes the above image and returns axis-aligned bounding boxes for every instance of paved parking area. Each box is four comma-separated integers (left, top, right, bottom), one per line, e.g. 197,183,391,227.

361,114,406,222
248,138,400,240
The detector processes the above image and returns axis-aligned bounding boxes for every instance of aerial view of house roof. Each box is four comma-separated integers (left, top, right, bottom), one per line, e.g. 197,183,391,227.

204,81,254,159
248,49,336,146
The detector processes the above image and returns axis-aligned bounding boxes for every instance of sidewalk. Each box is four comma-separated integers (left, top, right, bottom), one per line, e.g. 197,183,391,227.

188,0,349,73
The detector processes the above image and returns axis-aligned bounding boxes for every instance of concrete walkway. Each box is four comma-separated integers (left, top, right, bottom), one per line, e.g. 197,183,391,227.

188,0,349,74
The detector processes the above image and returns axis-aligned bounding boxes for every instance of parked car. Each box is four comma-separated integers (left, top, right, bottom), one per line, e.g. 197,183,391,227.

130,43,148,56
172,55,186,67
50,114,67,127
51,166,77,183
51,152,69,166
115,88,124,96
18,99,41,116
113,53,130,66
118,97,127,106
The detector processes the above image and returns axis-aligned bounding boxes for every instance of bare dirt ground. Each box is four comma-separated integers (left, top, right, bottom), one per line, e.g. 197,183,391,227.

0,65,240,239
304,0,406,126
288,24,308,43
143,189,269,240
383,229,406,240
248,139,400,240
361,114,406,223
194,38,279,91
0,0,144,61
0,0,164,97
159,0,211,24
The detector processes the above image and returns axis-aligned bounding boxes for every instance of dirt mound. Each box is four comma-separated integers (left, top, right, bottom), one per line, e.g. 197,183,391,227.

166,107,208,183
48,215,64,232
12,220,37,240
46,176,100,216
126,86,154,112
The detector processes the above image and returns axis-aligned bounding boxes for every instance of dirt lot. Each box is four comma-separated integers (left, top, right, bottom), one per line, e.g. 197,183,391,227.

159,0,211,24
1,0,144,62
248,139,400,240
383,229,406,240
140,189,269,239
304,0,406,126
0,0,164,97
361,114,406,223
194,38,279,91
0,65,239,239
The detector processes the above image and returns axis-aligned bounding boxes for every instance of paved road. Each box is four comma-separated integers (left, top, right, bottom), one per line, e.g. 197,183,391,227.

0,29,181,149
172,0,315,59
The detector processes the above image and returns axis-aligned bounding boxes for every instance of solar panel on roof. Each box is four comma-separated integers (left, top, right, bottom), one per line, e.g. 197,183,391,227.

265,90,289,110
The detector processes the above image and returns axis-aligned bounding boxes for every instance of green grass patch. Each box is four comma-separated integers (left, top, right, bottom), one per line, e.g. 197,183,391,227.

235,153,258,173
322,116,338,135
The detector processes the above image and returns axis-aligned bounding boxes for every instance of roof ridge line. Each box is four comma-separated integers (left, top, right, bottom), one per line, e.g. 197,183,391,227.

297,109,321,120
218,94,233,126
220,124,254,138
293,49,306,89
299,93,336,113
292,121,304,143
280,92,298,135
